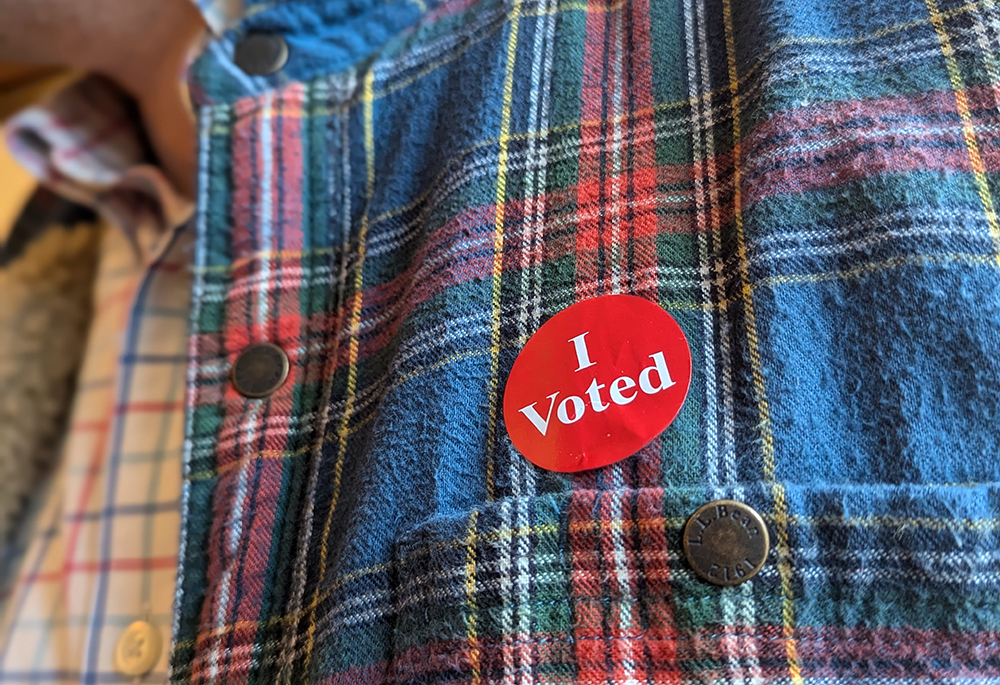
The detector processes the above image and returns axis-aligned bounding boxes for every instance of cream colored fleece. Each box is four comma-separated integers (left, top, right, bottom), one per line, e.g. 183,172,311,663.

0,222,99,541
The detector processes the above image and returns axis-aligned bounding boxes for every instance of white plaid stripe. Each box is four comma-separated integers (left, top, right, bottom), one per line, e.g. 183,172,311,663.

680,0,762,681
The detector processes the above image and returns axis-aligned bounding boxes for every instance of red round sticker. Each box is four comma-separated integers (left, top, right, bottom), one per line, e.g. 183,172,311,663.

503,295,691,473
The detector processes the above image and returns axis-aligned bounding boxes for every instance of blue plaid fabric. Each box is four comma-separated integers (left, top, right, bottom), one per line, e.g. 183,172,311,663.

170,0,1000,682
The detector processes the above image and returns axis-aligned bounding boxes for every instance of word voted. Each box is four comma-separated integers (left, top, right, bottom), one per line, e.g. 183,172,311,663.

503,294,691,472
517,331,676,436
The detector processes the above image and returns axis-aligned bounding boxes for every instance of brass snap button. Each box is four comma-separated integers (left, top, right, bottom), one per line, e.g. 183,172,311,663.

232,343,290,398
682,499,769,586
233,33,289,76
113,620,162,677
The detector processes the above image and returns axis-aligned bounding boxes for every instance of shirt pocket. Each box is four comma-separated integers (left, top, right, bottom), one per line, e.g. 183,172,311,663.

385,483,1000,685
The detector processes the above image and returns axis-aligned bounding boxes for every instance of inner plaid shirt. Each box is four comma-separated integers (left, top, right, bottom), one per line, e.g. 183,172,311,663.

5,0,1000,683
0,221,189,682
0,4,238,683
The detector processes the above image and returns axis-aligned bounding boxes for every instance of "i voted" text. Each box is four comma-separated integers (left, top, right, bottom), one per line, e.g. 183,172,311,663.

517,331,676,436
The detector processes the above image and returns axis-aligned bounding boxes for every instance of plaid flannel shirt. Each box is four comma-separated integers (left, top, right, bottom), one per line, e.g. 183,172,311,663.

5,0,1000,682
172,0,1000,681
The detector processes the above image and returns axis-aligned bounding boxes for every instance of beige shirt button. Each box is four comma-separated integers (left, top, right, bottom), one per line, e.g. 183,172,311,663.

113,620,162,678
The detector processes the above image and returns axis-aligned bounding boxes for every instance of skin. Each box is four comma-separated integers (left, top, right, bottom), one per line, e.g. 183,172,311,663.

0,0,207,198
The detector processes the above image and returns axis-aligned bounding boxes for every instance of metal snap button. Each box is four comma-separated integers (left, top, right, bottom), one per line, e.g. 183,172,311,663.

682,499,769,586
113,620,162,677
233,33,289,76
232,342,290,398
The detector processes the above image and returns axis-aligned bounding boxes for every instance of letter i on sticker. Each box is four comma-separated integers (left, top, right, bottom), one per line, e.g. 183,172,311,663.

502,295,691,473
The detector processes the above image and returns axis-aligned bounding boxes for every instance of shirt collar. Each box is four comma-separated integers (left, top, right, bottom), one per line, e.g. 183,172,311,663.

4,74,192,262
1,0,247,263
